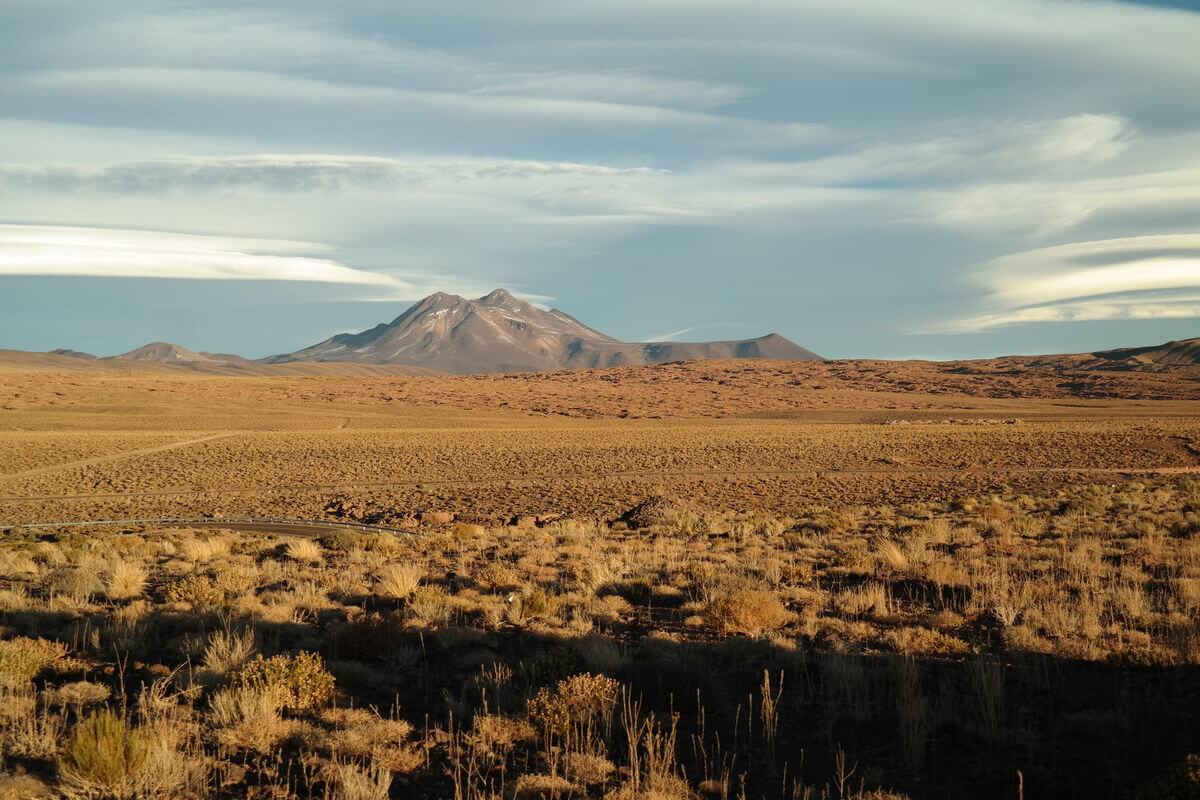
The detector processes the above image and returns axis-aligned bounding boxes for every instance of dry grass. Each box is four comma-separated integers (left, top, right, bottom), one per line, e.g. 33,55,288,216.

103,559,147,600
1,362,1199,798
374,563,423,599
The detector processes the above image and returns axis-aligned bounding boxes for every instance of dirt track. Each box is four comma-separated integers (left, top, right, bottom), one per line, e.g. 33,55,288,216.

0,432,240,481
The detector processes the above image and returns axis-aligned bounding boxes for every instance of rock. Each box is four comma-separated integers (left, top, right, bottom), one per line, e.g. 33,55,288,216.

511,515,538,529
619,495,689,529
420,511,455,525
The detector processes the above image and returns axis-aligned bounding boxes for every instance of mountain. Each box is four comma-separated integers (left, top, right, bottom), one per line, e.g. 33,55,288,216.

112,342,256,368
1089,337,1200,366
49,348,97,360
265,289,823,372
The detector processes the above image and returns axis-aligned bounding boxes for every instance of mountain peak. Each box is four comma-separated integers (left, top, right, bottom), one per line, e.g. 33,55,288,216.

479,288,514,303
267,289,823,372
112,341,252,367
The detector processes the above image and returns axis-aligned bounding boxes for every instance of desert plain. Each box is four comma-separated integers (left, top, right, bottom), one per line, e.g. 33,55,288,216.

0,355,1199,799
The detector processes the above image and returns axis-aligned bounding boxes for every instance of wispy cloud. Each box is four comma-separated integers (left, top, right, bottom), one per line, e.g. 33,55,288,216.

933,235,1200,332
647,326,697,341
0,224,405,287
0,154,667,195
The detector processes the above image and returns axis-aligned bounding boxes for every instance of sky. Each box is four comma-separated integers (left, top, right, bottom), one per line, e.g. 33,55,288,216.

2,0,1200,360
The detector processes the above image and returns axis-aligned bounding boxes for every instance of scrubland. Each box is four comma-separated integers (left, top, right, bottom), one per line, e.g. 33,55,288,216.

0,480,1199,798
1,361,1199,797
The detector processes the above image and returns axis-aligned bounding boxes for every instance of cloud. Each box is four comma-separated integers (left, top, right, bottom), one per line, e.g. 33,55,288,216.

4,67,828,151
0,224,407,287
728,114,1134,188
0,154,667,195
647,326,697,341
935,235,1200,332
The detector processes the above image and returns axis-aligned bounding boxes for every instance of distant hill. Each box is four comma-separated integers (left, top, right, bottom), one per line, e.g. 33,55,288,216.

49,348,98,360
112,341,257,368
265,288,823,373
1090,337,1200,366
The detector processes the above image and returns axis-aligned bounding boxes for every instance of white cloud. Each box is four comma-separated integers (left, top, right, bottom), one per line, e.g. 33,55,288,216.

0,224,406,287
935,235,1200,332
6,67,827,148
0,153,667,195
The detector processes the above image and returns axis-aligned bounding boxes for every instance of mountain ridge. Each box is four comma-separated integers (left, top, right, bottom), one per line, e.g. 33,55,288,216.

262,288,823,373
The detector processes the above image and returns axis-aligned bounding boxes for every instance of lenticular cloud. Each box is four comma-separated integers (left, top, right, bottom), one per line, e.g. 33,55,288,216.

0,224,402,286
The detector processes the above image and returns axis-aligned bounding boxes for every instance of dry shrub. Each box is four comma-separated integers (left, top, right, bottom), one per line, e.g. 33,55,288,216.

181,537,229,562
209,686,288,753
233,651,335,711
876,539,909,572
210,562,259,598
469,713,536,754
46,681,111,710
508,588,560,624
705,589,794,636
57,710,150,799
56,563,104,605
576,636,625,674
375,563,423,599
515,773,579,798
102,560,148,601
6,708,66,761
406,586,454,628
164,575,223,609
330,760,392,800
980,502,1011,524
887,626,971,656
201,627,257,676
0,551,39,579
837,583,893,617
321,708,421,772
475,562,520,593
528,673,620,752
285,538,324,564
0,637,67,687
564,752,615,786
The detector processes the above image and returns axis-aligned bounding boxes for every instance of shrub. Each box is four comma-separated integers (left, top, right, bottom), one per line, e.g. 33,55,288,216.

705,589,794,637
285,538,324,564
46,681,111,709
375,563,423,599
57,710,151,798
164,575,223,608
406,586,454,628
0,636,67,686
202,627,257,676
527,673,621,750
181,537,229,561
321,708,421,772
564,752,616,786
330,761,393,800
103,560,148,600
887,626,971,656
876,540,909,572
508,588,560,623
209,686,288,753
233,651,335,711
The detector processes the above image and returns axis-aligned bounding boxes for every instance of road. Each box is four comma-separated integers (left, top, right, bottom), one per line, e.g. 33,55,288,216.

0,432,241,482
7,516,412,538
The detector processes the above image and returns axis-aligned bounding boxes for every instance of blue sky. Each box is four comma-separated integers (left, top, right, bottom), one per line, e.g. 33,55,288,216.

2,0,1199,359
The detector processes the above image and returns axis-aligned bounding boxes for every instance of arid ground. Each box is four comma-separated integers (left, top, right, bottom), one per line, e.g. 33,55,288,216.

0,358,1199,798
